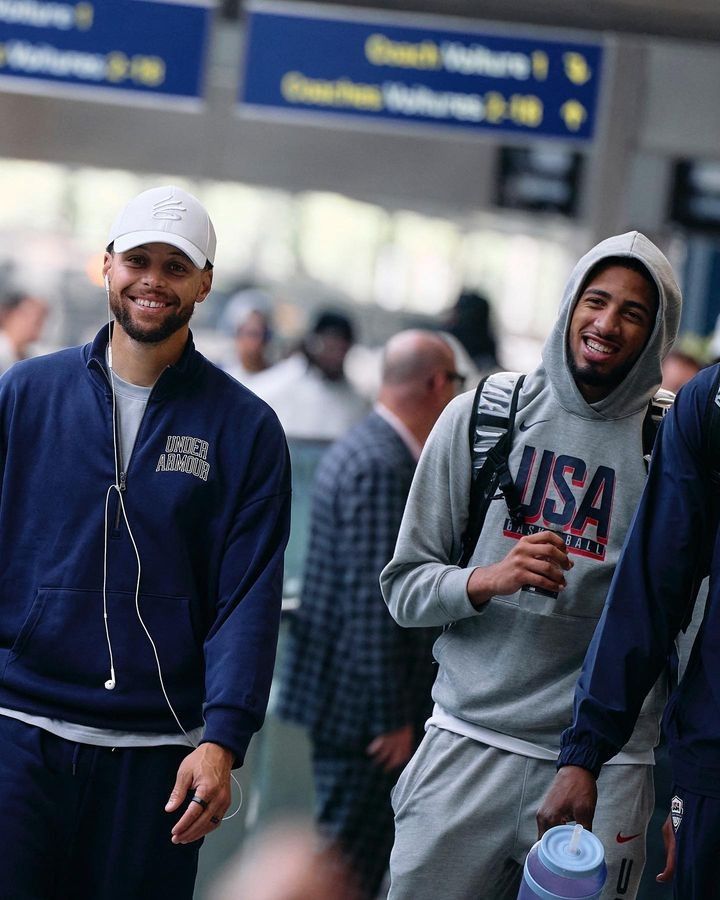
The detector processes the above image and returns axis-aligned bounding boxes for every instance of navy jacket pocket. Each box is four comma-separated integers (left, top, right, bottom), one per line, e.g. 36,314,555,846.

2,587,204,724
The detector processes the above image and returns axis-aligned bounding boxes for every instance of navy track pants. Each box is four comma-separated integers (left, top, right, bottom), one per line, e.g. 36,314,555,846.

671,784,720,899
0,715,201,900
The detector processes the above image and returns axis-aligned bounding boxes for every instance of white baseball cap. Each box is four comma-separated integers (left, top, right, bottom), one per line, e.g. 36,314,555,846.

107,185,216,269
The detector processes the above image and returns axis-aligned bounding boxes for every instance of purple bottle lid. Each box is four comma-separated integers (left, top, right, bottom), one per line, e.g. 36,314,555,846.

538,825,605,879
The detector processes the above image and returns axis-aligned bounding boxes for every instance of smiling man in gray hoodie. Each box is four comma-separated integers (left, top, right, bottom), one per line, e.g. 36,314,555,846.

380,233,681,900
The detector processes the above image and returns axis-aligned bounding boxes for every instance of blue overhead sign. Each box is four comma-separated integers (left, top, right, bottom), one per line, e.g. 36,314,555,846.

0,0,212,105
241,3,603,141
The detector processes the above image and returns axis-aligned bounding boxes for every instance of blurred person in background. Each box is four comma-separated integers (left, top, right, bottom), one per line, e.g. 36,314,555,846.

0,290,49,374
439,331,482,392
254,309,368,440
209,819,359,900
220,287,275,388
277,330,461,899
661,347,702,393
444,288,499,374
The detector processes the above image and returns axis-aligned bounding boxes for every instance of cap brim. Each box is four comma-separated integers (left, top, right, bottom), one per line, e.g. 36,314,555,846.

113,231,207,269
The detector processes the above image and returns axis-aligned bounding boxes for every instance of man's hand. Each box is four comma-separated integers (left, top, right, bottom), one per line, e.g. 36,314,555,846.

165,742,234,844
467,530,572,608
366,724,414,773
656,813,676,883
536,766,597,837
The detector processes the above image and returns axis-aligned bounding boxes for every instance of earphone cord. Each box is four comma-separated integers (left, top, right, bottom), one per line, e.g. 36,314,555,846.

103,299,242,821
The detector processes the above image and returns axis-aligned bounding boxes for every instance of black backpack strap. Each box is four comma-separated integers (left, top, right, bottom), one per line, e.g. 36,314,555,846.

492,379,525,519
457,373,525,567
457,376,490,568
642,388,674,470
466,375,490,460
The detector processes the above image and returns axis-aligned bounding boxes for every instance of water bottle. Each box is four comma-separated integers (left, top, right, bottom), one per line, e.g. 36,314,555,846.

518,824,607,900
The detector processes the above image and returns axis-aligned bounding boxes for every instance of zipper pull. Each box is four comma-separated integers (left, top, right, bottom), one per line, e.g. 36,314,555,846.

119,471,127,492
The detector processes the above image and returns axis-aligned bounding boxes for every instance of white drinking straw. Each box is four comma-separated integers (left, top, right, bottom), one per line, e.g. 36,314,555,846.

568,823,584,855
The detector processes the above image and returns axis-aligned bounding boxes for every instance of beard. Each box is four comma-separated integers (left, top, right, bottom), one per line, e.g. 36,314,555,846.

568,351,638,397
110,292,195,344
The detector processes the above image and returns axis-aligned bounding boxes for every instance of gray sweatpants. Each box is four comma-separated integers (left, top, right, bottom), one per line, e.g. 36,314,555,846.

389,727,653,900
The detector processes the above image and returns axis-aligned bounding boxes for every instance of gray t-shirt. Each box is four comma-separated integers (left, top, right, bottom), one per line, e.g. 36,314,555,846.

109,366,152,472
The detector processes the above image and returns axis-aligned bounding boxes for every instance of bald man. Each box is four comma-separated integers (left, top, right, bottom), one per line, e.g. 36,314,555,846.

277,330,462,899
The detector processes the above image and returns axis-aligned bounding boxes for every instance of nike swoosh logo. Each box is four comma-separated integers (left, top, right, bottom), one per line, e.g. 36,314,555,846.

616,832,641,844
519,419,550,432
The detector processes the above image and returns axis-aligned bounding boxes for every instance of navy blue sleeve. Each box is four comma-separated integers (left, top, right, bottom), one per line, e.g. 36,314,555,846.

201,411,291,765
558,367,716,775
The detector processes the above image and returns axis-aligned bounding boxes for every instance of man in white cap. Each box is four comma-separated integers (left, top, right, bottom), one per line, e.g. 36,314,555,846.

0,186,291,898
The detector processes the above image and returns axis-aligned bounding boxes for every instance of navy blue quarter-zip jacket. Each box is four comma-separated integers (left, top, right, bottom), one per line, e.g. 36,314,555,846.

0,326,291,765
559,364,720,795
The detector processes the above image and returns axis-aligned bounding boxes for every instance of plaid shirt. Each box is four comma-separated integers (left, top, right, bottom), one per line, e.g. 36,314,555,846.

278,412,439,747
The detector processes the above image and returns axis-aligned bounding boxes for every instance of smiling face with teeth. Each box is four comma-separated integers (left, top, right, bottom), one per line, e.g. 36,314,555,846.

568,261,658,403
103,242,212,347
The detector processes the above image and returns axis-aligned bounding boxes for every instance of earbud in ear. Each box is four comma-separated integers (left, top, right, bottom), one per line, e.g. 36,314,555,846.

104,275,110,295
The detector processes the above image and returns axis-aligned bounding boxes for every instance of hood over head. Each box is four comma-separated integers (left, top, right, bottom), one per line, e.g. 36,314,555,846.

541,231,681,419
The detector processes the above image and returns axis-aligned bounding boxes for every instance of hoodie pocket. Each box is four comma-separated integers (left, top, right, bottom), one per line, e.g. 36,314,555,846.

2,587,203,693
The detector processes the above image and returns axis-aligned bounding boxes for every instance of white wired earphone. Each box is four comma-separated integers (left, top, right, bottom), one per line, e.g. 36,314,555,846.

102,272,242,820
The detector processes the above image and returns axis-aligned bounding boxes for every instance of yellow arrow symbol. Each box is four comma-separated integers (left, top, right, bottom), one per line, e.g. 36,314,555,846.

560,100,587,132
563,52,591,85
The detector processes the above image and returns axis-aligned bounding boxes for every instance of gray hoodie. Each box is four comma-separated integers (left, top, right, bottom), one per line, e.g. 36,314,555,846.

381,232,681,755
